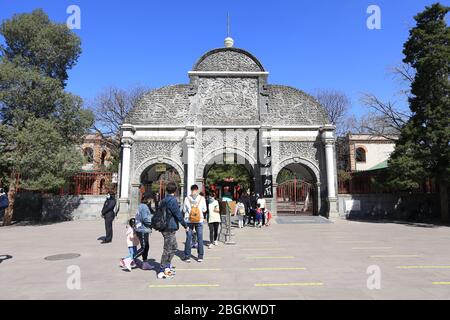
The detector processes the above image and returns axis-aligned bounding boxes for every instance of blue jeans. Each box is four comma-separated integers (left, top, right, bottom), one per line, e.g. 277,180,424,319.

184,223,204,259
126,246,137,260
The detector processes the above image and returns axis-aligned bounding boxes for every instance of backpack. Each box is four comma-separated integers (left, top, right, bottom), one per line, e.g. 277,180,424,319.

151,204,169,232
188,196,202,223
135,204,152,229
237,202,246,216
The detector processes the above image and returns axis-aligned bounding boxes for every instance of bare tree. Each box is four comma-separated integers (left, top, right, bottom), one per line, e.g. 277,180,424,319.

91,86,149,170
315,89,351,137
358,93,411,140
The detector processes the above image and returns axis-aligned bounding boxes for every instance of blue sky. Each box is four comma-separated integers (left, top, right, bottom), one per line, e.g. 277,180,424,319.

1,0,448,117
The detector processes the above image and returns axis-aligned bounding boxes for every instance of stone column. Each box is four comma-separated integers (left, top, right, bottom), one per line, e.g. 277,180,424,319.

272,182,278,216
118,138,133,219
322,127,338,218
186,131,196,191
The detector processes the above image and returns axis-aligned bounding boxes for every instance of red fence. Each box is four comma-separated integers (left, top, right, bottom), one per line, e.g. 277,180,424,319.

277,179,313,203
338,169,437,194
62,172,115,195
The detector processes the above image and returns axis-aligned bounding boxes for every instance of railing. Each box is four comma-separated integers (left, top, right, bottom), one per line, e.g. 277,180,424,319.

62,172,115,195
338,169,437,194
277,179,313,203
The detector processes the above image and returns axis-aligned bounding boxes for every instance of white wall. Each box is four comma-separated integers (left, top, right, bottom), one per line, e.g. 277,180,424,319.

355,143,395,171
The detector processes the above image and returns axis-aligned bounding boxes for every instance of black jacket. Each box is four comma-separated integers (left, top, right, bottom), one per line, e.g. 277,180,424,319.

101,197,116,218
238,195,252,214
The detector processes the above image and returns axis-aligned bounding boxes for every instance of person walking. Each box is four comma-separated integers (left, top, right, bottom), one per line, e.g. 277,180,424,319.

101,191,116,243
133,192,154,270
119,218,139,271
158,182,188,279
235,200,246,228
207,194,221,249
257,194,266,226
183,185,207,263
0,188,9,221
249,191,258,225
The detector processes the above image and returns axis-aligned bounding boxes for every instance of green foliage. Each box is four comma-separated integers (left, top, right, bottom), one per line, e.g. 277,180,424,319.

206,164,252,191
0,9,81,85
388,3,450,190
276,168,294,184
0,118,83,191
0,9,92,191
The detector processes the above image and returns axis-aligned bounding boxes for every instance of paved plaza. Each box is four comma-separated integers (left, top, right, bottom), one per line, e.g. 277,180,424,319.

1,217,450,300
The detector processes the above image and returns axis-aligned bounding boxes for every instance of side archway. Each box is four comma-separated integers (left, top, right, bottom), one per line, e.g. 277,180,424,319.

273,157,322,216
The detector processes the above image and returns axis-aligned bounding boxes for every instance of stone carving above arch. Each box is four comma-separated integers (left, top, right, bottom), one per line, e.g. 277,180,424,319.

276,141,320,166
132,141,183,172
196,146,257,178
133,156,184,184
193,48,264,72
272,156,321,184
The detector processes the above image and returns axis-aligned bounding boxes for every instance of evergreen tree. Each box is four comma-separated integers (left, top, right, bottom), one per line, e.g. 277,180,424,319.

388,3,450,222
0,9,93,225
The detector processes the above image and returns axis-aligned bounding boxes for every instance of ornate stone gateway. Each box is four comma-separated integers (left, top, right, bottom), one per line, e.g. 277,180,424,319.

119,39,338,218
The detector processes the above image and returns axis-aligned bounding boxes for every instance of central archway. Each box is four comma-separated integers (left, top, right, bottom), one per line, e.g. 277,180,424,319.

201,152,255,200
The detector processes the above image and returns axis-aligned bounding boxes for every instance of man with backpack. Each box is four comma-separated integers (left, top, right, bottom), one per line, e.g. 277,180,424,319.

183,185,207,263
151,182,187,279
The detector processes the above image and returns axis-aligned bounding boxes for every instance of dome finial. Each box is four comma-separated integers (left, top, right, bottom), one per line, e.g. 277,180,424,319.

224,12,234,48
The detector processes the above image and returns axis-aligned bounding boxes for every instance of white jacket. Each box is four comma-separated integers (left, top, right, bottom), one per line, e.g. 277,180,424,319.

184,195,207,223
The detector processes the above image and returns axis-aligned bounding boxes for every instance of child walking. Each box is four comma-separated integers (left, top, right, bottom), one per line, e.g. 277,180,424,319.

255,204,262,228
120,218,140,271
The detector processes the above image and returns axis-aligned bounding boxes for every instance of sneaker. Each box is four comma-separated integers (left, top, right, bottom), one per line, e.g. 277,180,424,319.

198,258,203,263
184,257,191,263
119,258,125,268
130,261,137,269
157,268,175,279
214,241,218,246
208,244,213,249
169,265,176,274
123,257,133,271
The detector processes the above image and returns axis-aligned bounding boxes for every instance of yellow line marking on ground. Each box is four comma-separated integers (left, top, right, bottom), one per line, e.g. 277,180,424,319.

246,256,296,259
432,282,450,285
398,266,450,269
370,255,419,258
352,247,392,250
149,284,220,288
255,282,323,287
249,267,306,271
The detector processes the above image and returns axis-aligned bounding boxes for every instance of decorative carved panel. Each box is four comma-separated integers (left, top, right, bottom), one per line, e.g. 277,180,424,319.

196,78,259,125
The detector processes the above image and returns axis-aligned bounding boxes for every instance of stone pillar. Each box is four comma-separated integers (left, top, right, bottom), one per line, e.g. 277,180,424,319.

186,131,196,191
322,127,338,218
118,138,133,219
272,183,278,216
